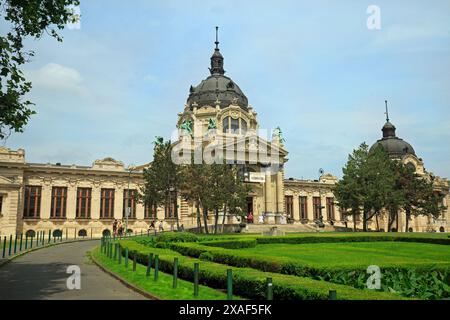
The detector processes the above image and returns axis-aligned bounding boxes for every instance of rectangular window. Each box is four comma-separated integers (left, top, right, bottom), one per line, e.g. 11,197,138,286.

313,197,322,220
76,188,91,219
23,186,42,218
50,187,67,219
144,203,157,219
100,189,115,219
123,189,137,219
299,196,308,220
326,197,335,221
0,195,3,215
285,195,293,218
230,118,239,133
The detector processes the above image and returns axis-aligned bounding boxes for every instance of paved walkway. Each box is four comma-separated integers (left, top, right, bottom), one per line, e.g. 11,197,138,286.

0,240,146,300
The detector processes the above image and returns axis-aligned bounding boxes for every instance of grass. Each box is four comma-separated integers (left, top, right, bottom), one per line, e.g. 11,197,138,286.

239,242,450,268
117,239,407,300
91,246,233,300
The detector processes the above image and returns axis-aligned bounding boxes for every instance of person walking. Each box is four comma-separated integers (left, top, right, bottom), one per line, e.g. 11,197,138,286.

158,221,164,232
113,219,118,236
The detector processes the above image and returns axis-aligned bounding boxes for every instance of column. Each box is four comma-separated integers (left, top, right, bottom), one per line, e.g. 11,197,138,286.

292,194,300,221
264,171,273,213
90,185,101,220
114,187,124,220
40,184,52,220
306,194,314,222
276,170,284,214
66,185,77,220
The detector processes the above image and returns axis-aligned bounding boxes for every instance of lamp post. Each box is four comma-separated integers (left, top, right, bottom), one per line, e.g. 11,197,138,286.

126,164,135,236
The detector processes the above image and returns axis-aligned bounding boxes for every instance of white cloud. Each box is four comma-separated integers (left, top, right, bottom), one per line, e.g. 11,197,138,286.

26,63,85,94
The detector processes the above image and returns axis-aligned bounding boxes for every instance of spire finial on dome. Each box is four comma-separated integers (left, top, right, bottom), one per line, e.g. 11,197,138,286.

385,100,390,122
215,26,219,50
209,26,225,75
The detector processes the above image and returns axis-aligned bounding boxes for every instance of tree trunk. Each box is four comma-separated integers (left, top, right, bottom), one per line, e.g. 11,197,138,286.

352,212,357,232
221,205,227,233
196,202,202,233
174,192,180,231
202,207,209,234
362,209,368,232
214,207,219,234
405,208,410,233
375,213,380,231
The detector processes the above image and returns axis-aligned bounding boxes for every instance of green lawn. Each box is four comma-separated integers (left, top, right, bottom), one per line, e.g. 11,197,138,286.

240,242,450,268
90,247,233,300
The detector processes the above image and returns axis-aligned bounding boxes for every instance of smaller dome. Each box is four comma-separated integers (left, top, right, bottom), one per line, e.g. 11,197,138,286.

370,138,416,158
370,120,416,158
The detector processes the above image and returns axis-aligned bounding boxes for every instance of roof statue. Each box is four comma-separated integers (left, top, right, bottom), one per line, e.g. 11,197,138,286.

207,118,217,130
179,119,193,136
272,126,285,143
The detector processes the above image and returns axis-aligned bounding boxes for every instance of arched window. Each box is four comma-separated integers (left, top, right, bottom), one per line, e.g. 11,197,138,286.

52,229,62,237
26,230,36,237
78,229,87,237
440,226,445,233
102,229,111,237
222,116,248,135
406,162,416,172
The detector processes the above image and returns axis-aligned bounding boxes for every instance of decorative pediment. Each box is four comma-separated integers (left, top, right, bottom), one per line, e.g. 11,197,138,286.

92,158,125,171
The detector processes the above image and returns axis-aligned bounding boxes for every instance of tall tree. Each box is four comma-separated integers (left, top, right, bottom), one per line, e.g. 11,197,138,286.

140,137,182,230
0,0,80,139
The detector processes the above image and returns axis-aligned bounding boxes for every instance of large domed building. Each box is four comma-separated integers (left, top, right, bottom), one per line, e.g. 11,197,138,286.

0,29,447,238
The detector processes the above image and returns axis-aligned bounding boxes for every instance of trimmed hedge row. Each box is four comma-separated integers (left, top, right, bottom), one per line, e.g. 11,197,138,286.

118,240,404,300
201,238,257,249
168,242,450,299
255,235,450,246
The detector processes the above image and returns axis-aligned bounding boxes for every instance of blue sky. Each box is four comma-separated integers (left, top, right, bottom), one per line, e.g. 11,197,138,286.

1,0,449,179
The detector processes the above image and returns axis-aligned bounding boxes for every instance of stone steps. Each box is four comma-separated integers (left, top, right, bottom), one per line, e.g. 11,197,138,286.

242,223,322,234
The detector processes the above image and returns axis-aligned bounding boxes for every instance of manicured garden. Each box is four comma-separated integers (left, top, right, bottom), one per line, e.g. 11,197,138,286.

94,231,450,300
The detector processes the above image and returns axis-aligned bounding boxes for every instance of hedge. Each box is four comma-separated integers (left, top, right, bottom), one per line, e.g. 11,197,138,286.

117,240,404,300
201,238,257,249
168,242,450,299
255,235,450,246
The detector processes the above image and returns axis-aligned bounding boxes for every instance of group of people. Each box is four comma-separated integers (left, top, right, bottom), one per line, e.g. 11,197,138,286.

112,219,124,236
112,219,185,236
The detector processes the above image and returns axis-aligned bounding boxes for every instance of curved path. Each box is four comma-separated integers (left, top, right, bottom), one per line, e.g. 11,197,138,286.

0,240,146,300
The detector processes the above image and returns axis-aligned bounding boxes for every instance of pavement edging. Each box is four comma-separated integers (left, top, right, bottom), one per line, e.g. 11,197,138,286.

89,250,159,300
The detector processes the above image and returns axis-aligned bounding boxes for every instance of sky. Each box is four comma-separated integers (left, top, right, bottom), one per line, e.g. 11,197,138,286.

1,0,449,180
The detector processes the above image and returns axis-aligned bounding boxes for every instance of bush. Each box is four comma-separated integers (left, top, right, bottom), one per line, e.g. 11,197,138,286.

199,252,214,261
155,232,198,243
117,240,404,300
201,238,257,249
168,242,450,299
255,235,450,246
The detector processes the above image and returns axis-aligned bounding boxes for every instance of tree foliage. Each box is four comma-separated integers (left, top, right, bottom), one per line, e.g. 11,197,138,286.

140,137,251,234
335,142,446,232
0,0,80,139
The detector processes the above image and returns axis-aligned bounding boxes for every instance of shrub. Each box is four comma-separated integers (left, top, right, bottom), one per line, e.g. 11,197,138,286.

255,235,450,246
199,252,214,261
155,232,198,243
168,242,450,299
201,238,257,249
117,240,404,300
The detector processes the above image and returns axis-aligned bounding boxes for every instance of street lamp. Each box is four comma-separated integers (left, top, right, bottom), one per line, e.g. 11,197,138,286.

125,164,135,236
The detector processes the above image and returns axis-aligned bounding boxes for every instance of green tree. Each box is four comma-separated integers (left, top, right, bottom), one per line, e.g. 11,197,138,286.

140,137,182,230
1,0,80,139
